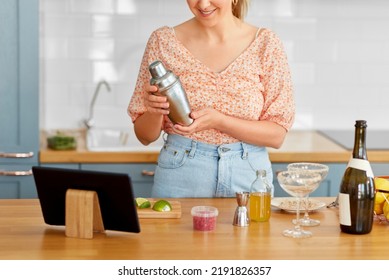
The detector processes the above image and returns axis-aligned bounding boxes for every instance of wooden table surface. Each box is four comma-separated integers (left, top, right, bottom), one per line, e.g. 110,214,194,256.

1,198,388,260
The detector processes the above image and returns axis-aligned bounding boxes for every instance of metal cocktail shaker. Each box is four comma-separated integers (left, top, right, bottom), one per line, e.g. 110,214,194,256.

149,60,193,126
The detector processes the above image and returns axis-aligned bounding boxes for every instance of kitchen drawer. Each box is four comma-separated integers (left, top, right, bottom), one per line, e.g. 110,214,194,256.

132,182,153,198
80,163,156,197
38,163,80,169
0,164,37,198
80,163,156,182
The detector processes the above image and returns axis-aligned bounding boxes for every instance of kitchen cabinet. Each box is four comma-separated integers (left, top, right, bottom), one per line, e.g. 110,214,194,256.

0,0,39,198
37,160,389,199
37,161,156,197
372,163,389,177
80,163,155,197
39,163,80,170
78,162,350,198
38,129,389,199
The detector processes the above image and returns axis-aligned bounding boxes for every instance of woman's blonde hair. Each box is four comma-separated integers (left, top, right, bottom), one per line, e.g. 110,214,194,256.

232,0,250,20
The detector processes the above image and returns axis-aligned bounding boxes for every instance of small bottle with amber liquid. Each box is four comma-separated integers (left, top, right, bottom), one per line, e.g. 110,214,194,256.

339,120,375,234
249,169,272,222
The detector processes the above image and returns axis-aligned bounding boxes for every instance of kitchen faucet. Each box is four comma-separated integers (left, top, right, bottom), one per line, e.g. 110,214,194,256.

84,80,111,129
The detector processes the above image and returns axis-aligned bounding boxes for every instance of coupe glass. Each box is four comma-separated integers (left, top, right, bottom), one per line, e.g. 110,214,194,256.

277,170,323,238
287,163,329,226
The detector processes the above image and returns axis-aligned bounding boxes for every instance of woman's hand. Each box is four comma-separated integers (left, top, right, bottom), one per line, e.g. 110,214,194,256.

144,85,170,116
170,107,287,149
133,85,170,145
171,107,222,135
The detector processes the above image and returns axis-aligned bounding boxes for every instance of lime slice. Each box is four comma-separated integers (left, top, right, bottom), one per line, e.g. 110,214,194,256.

152,199,172,212
135,197,151,209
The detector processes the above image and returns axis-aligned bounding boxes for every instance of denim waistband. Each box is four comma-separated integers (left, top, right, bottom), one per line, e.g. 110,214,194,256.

164,134,266,158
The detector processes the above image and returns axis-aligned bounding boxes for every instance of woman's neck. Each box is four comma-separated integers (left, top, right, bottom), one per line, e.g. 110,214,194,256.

188,16,243,43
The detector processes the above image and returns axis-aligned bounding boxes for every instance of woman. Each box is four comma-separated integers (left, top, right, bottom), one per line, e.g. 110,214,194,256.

128,0,295,198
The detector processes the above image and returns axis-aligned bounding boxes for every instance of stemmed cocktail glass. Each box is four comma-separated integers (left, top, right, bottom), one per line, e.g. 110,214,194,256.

277,169,323,238
287,163,329,226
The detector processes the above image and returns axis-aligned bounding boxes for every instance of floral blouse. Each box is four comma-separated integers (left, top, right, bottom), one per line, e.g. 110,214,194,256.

128,26,295,145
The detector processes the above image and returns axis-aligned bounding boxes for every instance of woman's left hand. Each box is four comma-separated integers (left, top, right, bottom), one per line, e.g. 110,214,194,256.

170,107,223,135
168,107,287,149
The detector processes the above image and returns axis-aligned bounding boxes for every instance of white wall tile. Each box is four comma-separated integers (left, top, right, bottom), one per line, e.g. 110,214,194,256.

274,18,317,41
41,15,91,37
337,42,386,63
293,41,337,63
44,83,70,106
384,43,389,62
337,0,389,18
43,60,91,82
41,38,69,59
69,83,93,107
91,15,114,37
68,38,115,60
92,61,119,83
111,16,139,38
290,63,316,85
40,0,389,131
116,0,138,15
40,0,70,13
70,0,115,14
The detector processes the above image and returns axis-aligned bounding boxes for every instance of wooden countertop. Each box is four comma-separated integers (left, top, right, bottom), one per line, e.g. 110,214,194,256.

39,130,389,163
1,197,388,260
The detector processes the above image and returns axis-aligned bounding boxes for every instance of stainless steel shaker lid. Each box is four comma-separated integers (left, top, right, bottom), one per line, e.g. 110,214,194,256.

149,60,178,90
149,60,167,78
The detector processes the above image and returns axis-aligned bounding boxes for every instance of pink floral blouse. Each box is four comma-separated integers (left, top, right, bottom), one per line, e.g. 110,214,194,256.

128,26,295,145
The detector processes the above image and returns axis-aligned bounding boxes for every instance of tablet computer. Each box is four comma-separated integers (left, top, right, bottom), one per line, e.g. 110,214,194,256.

32,166,140,233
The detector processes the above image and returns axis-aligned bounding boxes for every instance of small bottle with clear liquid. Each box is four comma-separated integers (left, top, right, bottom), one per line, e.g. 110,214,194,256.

249,170,272,222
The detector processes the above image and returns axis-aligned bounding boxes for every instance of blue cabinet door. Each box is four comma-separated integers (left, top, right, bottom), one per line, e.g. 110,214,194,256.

81,164,156,197
0,0,39,198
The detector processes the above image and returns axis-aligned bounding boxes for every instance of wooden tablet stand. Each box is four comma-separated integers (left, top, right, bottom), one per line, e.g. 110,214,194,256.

65,189,105,239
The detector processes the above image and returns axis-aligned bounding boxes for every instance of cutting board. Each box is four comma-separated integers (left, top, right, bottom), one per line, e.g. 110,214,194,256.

137,200,181,219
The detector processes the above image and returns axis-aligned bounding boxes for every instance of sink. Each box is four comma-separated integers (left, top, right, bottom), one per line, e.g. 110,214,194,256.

86,128,164,152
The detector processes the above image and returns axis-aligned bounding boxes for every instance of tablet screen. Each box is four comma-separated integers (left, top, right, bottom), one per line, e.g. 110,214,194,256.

32,166,140,233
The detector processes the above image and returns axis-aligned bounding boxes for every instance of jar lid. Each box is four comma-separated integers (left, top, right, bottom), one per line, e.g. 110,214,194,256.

191,206,218,217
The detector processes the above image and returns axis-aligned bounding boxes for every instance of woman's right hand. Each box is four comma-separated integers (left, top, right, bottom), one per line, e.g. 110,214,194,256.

144,85,170,116
134,84,170,145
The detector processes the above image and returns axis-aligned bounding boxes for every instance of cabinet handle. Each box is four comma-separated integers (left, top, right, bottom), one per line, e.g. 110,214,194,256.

0,152,34,158
0,169,33,176
141,170,155,176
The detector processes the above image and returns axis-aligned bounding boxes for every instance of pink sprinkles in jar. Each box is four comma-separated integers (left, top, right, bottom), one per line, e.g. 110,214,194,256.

191,206,218,231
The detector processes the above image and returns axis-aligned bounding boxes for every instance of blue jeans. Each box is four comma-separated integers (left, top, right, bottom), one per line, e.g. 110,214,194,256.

151,134,274,198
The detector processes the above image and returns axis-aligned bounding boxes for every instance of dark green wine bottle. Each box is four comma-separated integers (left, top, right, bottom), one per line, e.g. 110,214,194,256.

339,120,375,234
